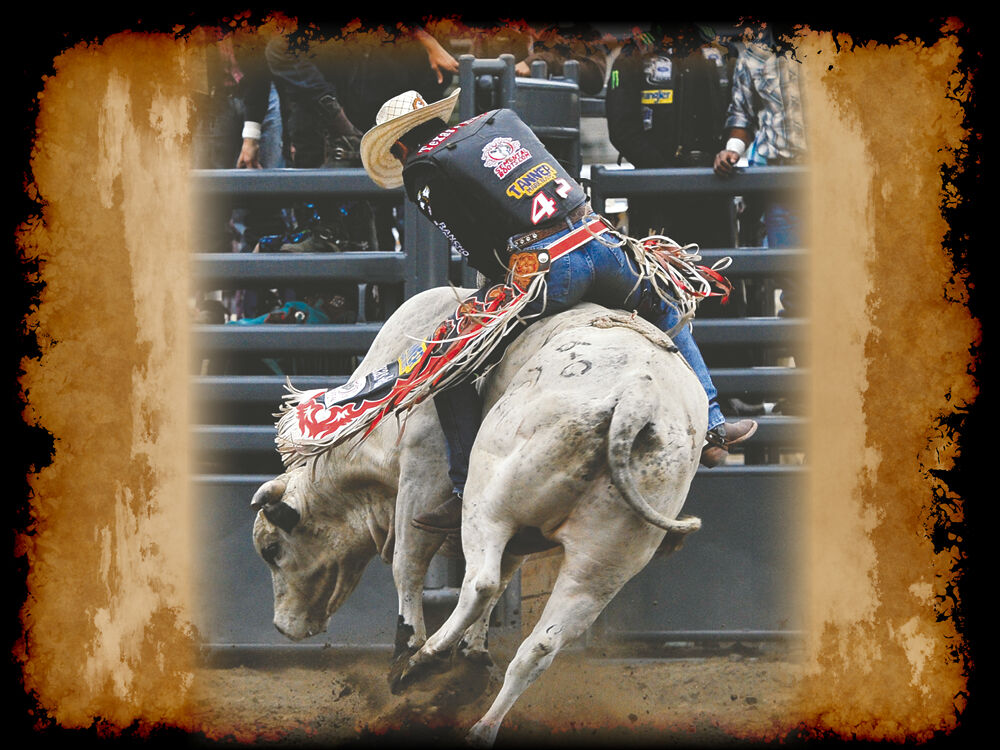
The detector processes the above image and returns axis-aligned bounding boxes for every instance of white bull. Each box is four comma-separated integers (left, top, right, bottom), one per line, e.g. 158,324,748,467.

252,287,500,659
251,286,706,745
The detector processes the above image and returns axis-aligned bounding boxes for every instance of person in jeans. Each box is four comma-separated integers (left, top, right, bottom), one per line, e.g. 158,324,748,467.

356,89,757,533
713,27,806,314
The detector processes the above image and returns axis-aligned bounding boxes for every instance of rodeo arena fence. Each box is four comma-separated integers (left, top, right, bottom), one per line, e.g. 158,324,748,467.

191,55,807,662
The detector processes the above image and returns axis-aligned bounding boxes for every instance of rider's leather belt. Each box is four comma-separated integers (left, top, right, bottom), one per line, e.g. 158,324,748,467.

509,202,593,250
506,213,610,289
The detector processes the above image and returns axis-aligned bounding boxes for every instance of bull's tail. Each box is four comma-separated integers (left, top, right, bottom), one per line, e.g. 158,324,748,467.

607,388,702,534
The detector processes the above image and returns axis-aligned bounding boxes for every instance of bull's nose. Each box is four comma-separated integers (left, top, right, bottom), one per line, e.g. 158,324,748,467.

274,621,313,641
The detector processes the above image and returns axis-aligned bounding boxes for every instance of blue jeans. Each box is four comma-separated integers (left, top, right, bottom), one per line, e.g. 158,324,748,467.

751,151,801,315
433,221,725,495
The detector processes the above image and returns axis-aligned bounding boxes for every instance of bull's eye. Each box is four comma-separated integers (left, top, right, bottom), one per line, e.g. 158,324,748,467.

261,542,281,566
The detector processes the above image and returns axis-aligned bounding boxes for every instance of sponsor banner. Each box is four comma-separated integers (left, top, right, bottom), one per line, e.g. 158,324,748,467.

640,88,674,105
506,162,558,199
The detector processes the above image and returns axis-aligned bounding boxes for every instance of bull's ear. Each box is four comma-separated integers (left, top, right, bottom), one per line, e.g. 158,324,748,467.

250,478,288,512
263,501,300,533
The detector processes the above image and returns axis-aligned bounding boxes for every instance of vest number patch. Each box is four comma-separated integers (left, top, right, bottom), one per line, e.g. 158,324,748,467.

531,192,557,224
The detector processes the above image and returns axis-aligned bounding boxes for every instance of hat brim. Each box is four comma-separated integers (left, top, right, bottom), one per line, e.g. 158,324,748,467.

361,88,461,189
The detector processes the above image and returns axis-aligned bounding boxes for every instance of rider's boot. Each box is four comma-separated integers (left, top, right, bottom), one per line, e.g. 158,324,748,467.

411,491,463,534
700,419,758,468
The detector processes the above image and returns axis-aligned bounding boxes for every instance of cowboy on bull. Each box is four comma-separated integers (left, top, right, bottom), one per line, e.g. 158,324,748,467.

281,87,757,535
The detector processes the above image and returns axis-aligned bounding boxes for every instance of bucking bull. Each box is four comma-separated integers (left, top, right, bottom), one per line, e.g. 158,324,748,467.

251,285,706,746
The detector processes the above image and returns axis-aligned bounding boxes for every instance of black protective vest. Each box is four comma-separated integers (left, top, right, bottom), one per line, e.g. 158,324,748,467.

402,109,587,274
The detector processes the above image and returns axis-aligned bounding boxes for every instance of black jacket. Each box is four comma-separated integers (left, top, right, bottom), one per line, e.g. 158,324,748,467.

606,40,731,168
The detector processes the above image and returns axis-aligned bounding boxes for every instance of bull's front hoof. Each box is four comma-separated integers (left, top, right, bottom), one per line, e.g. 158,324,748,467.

388,649,451,695
388,646,420,694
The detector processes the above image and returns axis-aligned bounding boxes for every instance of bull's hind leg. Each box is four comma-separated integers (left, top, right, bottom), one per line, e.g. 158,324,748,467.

465,543,654,747
458,555,518,658
392,521,519,693
440,556,522,703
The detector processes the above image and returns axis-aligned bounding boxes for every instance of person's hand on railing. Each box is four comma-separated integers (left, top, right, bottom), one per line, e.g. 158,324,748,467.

713,147,741,177
237,137,262,169
713,127,750,177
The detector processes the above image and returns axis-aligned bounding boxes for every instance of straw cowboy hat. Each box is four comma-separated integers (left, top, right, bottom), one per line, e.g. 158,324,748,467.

360,88,461,189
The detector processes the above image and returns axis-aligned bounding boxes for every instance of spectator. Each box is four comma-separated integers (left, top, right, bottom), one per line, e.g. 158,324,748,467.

713,24,806,313
459,19,610,96
514,21,610,96
606,23,735,248
191,27,284,174
190,26,287,321
259,22,460,325
265,21,454,171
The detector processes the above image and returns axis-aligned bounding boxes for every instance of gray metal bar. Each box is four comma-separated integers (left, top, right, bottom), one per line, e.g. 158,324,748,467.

709,367,805,396
697,248,805,276
190,167,443,299
690,317,806,346
458,55,476,120
194,425,276,453
422,587,461,607
732,415,804,446
446,249,804,289
458,54,516,120
191,367,805,407
195,474,275,486
191,167,399,201
562,59,579,83
191,425,805,456
193,318,803,354
528,126,581,138
193,464,804,491
192,375,347,404
193,322,382,354
589,164,806,207
580,97,606,117
198,644,394,667
689,464,804,493
194,252,407,287
499,54,517,109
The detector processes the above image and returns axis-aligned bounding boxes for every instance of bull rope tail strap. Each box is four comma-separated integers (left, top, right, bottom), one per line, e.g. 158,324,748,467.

274,219,610,466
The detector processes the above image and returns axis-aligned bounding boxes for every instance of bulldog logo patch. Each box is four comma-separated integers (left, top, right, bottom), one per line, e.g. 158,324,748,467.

481,137,532,178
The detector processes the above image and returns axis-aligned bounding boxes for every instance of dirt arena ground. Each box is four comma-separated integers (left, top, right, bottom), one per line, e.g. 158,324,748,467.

184,639,806,748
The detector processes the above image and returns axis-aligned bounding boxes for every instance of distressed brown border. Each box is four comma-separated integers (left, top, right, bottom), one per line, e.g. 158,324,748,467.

13,14,984,744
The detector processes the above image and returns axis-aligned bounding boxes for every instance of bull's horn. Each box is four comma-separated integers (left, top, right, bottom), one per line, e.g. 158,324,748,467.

262,501,300,533
250,478,287,511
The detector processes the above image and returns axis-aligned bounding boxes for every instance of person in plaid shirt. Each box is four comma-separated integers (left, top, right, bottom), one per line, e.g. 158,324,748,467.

714,27,805,310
